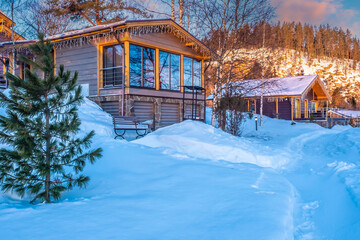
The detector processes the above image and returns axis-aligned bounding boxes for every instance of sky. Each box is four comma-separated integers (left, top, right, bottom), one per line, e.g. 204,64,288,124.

272,0,360,37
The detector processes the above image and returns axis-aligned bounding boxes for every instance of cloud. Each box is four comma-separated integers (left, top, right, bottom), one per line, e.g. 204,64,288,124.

272,0,360,36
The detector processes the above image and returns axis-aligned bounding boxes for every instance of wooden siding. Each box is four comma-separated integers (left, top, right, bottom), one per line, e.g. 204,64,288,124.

100,101,120,116
56,43,98,96
278,99,291,120
134,101,154,122
263,99,277,118
127,32,200,58
160,103,180,127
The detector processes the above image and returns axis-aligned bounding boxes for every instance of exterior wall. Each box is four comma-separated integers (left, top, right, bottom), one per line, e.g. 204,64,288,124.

128,32,199,57
56,43,98,96
89,94,205,129
247,97,291,120
54,29,208,128
278,98,291,120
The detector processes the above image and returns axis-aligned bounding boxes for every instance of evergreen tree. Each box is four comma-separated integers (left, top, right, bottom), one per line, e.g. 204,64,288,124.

0,35,102,203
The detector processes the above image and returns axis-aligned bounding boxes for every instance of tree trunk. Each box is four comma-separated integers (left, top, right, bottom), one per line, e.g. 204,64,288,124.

171,0,175,21
179,0,183,26
44,94,51,203
11,0,15,76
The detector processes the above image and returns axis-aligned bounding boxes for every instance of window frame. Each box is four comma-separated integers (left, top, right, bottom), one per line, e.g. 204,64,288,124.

129,44,156,89
159,50,181,91
101,44,124,88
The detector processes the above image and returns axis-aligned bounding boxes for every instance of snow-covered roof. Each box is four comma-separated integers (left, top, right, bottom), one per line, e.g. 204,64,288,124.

234,75,318,97
0,19,214,57
207,75,331,100
46,21,127,41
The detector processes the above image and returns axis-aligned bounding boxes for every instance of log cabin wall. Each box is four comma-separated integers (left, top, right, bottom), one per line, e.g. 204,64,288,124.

53,27,208,128
89,94,204,129
56,43,98,96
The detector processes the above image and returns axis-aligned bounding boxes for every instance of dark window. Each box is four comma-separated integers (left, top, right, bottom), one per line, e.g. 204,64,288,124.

20,62,30,80
130,44,155,88
102,45,123,87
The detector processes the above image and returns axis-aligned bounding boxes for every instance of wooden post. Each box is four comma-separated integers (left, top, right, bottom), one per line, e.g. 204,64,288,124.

124,41,130,92
254,99,257,114
276,98,279,119
96,44,103,96
155,48,160,90
180,54,184,93
291,97,293,121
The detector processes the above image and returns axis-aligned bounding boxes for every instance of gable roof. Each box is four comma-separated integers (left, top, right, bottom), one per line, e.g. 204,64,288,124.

0,10,13,27
0,19,214,58
206,75,331,101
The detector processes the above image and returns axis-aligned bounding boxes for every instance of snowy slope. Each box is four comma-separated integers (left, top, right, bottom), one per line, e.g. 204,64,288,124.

0,99,360,239
232,48,360,98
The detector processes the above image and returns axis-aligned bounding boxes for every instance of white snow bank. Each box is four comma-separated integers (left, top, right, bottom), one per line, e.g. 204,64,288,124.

0,95,297,240
134,120,291,168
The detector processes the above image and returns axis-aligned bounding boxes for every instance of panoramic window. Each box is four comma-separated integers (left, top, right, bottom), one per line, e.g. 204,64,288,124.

102,45,123,87
130,44,155,88
159,51,180,91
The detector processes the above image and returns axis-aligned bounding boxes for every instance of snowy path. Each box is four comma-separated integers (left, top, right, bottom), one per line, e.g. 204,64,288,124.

280,127,360,239
136,119,360,239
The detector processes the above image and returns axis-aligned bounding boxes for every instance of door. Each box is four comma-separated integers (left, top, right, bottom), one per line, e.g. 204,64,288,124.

160,103,180,127
304,99,309,118
295,99,301,118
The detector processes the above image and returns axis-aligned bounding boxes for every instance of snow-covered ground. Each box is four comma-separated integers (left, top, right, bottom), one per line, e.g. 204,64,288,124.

1,100,360,239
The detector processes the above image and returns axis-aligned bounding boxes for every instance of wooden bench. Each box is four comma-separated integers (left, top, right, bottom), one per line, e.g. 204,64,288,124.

113,116,150,139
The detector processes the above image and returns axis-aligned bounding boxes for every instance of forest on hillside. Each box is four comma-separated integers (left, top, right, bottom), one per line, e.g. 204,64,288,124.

237,21,360,65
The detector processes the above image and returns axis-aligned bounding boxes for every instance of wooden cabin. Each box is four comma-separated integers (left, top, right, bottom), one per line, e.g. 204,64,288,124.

0,10,26,88
211,75,331,121
0,19,213,128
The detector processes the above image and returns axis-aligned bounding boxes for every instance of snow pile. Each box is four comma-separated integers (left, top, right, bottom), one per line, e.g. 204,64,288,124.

134,120,291,168
1,98,360,239
0,98,297,240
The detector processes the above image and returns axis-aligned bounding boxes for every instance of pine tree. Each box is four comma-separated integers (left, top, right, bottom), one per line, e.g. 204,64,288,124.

0,35,102,203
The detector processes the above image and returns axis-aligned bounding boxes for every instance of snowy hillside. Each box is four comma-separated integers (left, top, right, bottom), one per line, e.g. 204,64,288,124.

235,48,360,98
1,99,360,239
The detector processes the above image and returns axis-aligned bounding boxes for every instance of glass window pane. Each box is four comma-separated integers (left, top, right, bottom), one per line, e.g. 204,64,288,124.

159,51,170,89
130,44,142,87
104,46,114,68
114,45,123,67
143,47,155,88
170,54,180,91
103,45,123,87
184,56,192,91
193,60,201,87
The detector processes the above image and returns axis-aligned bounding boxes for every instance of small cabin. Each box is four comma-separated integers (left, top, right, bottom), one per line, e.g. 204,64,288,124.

210,75,331,121
0,19,213,129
